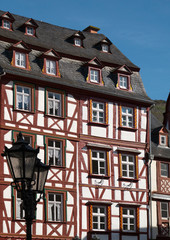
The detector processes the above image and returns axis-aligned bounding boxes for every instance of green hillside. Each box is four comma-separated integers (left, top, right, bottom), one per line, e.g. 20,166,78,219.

151,100,166,123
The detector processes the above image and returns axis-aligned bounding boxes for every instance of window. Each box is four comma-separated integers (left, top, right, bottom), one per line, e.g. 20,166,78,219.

92,206,106,231
161,163,169,177
120,76,128,89
122,155,135,178
160,135,166,146
121,107,133,128
122,208,136,232
27,26,34,35
48,193,63,221
46,60,56,75
161,202,169,219
48,91,61,116
74,38,81,46
16,191,25,220
90,69,100,83
48,139,62,166
92,101,105,123
15,52,26,68
3,20,10,29
92,150,106,175
102,44,109,52
16,85,31,111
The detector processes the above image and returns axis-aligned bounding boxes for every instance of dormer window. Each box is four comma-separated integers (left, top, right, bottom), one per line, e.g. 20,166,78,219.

27,26,34,36
42,49,61,77
10,41,31,70
159,127,168,147
15,52,26,68
90,69,99,83
115,65,133,91
3,20,10,29
120,75,128,89
0,11,15,31
46,60,56,75
86,57,103,85
74,38,82,47
102,44,109,53
24,18,38,37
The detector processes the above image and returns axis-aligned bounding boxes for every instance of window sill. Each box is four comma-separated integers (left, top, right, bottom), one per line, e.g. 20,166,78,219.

12,65,30,71
49,165,66,169
88,174,110,179
45,220,66,224
118,177,138,182
45,114,65,120
88,122,108,127
13,109,35,114
43,72,60,78
87,81,104,86
118,126,137,132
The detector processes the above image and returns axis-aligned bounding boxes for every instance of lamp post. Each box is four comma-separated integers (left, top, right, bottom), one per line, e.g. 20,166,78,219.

2,132,50,240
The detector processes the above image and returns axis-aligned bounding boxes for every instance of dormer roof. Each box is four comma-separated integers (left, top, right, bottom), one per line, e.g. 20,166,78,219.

87,57,103,68
114,65,133,75
10,41,31,52
24,18,38,28
0,11,15,22
42,49,61,60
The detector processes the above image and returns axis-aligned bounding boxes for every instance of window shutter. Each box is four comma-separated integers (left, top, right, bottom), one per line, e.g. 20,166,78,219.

135,155,138,179
105,102,108,124
134,108,137,128
89,205,93,230
89,149,92,175
120,206,123,231
107,151,110,177
136,208,139,232
119,153,122,178
119,105,122,127
107,205,111,230
89,99,92,122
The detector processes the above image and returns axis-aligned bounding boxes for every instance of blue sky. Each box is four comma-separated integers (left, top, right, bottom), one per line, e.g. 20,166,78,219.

1,0,170,100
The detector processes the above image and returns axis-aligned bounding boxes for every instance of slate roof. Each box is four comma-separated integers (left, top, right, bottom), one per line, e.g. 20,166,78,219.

151,114,170,159
0,10,153,104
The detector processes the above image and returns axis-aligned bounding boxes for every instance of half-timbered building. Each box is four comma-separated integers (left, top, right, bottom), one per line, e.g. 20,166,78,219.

150,94,170,240
0,10,153,240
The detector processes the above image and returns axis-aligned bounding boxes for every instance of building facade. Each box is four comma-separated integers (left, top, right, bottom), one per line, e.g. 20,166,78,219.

150,94,170,240
0,11,153,240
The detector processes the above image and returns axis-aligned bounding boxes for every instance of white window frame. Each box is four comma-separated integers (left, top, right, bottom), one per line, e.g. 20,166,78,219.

122,107,133,128
122,208,136,232
74,38,81,46
161,163,169,177
3,19,10,29
160,135,166,146
48,139,62,166
90,69,100,83
15,52,26,68
122,154,135,178
102,44,109,52
16,191,25,219
48,91,61,116
46,59,56,75
16,85,31,111
92,101,105,123
27,26,34,35
92,206,106,231
48,193,63,221
120,75,128,89
91,150,106,175
161,202,169,219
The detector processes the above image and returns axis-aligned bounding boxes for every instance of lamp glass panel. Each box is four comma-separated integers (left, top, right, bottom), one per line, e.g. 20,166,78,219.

10,152,24,180
24,152,37,179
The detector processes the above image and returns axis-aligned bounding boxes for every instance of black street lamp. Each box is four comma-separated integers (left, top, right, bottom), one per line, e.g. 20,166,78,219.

2,132,50,240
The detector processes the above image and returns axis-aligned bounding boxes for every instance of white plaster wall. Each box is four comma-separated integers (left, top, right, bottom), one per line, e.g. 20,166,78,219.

140,131,146,143
3,186,11,198
91,126,106,138
37,113,44,127
82,205,87,229
4,107,12,121
114,190,121,200
108,102,113,139
68,103,76,117
66,153,74,168
114,166,119,187
37,135,44,147
82,122,88,134
124,191,132,201
151,161,157,192
6,89,13,105
111,217,119,231
36,223,43,235
4,201,11,217
141,116,147,129
36,204,43,220
115,104,118,139
82,187,94,198
99,189,111,200
139,210,147,232
67,140,74,152
121,131,135,141
68,94,76,102
82,106,88,120
38,87,44,111
139,179,146,190
4,130,12,141
152,200,158,239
